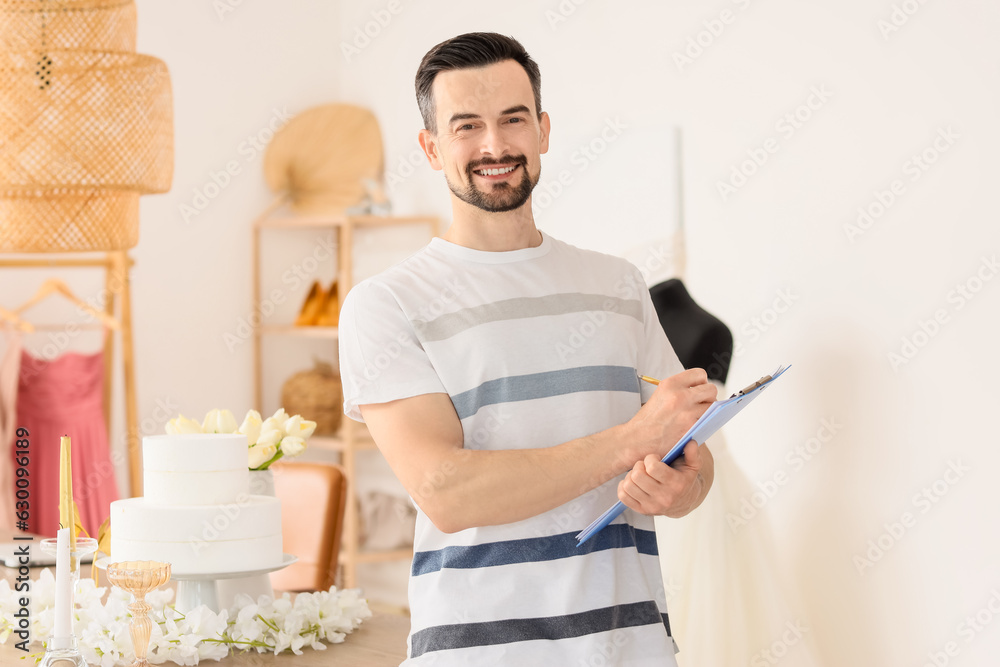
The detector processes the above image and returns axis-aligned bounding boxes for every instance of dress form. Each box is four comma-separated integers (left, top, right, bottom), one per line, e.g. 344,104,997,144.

649,278,733,383
646,165,813,664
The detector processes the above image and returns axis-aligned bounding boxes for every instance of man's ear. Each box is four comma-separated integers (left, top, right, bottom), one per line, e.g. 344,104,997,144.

538,111,551,155
418,129,443,171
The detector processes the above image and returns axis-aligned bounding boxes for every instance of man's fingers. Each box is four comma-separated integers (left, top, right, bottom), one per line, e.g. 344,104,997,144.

621,460,652,502
671,441,701,473
692,382,718,404
663,367,709,390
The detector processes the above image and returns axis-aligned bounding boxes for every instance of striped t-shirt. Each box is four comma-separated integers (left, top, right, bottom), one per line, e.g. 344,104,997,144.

339,231,683,666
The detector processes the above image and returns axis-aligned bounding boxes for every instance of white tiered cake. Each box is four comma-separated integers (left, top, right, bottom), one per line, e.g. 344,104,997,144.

110,434,283,575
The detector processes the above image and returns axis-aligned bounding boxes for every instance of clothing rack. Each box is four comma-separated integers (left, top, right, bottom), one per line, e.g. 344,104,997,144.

0,250,141,497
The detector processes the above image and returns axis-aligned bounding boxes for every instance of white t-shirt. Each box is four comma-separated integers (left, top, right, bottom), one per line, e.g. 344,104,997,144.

339,231,683,666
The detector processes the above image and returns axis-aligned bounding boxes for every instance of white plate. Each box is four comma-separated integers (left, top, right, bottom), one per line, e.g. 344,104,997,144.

94,553,297,579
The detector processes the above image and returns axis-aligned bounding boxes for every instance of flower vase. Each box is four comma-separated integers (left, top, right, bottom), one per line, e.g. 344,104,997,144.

216,468,277,608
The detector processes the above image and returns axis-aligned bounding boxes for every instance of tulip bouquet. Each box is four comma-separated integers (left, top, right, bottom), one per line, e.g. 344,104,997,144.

166,408,317,470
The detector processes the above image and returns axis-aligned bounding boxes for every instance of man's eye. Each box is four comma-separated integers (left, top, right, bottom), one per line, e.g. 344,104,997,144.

508,117,522,124
458,124,474,131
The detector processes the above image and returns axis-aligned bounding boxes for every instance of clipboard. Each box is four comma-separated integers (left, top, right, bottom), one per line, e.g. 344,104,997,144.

575,364,791,546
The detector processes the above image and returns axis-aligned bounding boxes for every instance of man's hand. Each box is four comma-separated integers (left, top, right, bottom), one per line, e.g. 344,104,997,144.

620,368,716,466
617,441,714,518
616,368,717,517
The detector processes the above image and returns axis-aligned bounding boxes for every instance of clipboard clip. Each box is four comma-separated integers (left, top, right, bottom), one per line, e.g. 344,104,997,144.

734,374,773,397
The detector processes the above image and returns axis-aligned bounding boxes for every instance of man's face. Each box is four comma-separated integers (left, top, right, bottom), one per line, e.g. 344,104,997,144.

419,59,550,213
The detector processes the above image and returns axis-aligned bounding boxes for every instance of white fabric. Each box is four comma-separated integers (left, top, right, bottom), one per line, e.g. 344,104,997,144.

339,232,684,666
655,379,802,666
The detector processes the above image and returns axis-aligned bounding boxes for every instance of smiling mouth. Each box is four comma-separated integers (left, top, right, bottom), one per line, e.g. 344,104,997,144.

473,164,519,178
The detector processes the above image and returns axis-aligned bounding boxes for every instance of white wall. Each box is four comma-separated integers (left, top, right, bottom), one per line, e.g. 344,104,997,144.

3,0,998,661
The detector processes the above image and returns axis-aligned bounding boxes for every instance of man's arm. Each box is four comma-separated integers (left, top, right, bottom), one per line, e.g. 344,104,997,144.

360,368,716,533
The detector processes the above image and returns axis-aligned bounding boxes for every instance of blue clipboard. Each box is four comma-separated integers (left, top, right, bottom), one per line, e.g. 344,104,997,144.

575,364,791,546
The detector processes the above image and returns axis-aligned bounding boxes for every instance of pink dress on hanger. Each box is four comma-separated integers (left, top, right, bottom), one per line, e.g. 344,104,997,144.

14,333,119,537
0,326,23,532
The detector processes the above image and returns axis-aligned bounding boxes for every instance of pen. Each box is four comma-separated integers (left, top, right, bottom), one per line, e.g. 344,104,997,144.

638,374,660,386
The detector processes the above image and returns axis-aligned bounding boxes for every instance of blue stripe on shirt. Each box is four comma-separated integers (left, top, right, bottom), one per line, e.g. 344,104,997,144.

409,600,669,658
449,364,640,420
412,524,658,577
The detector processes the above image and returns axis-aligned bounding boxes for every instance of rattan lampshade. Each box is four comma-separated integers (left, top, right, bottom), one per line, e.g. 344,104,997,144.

0,0,173,252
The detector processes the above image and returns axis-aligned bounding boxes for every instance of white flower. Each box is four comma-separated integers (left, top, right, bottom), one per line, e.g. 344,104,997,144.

256,427,283,449
283,414,317,439
280,436,306,459
202,408,238,434
298,419,318,439
248,443,277,469
238,409,262,444
282,414,302,437
270,407,290,424
260,416,284,437
1,571,372,664
165,414,203,435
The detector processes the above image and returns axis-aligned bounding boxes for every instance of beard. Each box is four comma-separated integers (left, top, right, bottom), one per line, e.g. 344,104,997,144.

446,155,539,213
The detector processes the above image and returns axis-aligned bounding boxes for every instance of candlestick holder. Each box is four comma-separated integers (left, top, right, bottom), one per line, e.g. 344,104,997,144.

38,633,89,667
106,561,172,667
40,536,99,583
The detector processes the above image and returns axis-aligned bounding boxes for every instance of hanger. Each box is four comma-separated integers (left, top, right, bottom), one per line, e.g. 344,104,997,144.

14,278,120,330
0,305,34,333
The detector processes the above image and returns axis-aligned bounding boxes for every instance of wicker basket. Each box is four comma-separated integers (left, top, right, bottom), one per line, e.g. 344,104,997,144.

281,360,343,436
0,0,174,253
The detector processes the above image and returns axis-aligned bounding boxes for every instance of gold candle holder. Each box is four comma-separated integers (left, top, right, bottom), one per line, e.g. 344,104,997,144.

106,561,171,667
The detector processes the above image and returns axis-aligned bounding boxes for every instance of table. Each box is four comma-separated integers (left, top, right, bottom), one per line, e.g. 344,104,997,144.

1,530,410,667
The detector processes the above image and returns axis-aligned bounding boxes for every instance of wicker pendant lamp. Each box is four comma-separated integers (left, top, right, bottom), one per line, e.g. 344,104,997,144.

0,0,173,252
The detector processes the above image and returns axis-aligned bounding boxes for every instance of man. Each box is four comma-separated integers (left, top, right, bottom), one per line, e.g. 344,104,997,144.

339,32,716,666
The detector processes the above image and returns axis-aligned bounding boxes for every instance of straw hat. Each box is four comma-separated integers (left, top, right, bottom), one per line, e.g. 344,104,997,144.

264,103,384,215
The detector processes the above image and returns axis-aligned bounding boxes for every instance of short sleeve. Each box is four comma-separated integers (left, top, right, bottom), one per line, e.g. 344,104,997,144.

634,269,684,404
337,280,447,422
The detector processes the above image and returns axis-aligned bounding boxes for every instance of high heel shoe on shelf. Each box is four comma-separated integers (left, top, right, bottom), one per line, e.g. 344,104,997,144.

294,280,325,326
315,280,339,327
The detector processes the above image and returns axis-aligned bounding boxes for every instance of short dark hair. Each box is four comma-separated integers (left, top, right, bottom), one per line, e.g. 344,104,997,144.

415,32,542,134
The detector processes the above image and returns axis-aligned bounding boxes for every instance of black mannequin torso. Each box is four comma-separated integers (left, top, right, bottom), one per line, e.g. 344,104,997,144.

649,279,733,384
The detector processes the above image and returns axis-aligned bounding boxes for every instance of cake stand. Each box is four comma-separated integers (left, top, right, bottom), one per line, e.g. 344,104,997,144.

97,554,296,613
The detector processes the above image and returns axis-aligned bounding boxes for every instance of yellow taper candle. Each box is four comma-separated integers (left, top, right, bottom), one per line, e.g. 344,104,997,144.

58,435,78,571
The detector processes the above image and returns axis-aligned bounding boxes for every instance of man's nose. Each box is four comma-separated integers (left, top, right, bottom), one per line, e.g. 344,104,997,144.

479,123,510,158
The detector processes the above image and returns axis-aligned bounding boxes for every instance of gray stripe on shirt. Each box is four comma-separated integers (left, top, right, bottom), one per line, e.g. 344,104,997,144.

450,364,640,420
413,293,643,342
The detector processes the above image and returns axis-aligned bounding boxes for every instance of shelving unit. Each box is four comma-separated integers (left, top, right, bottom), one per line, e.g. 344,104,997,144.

251,195,438,588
